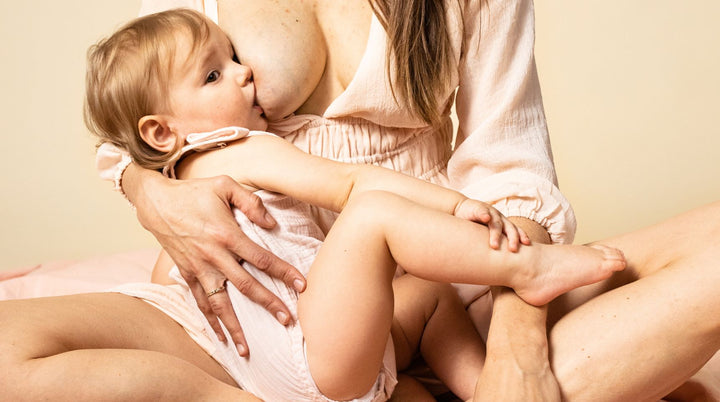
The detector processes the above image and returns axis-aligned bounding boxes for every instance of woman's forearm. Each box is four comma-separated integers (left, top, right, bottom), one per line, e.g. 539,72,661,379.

483,217,555,383
490,217,551,336
121,162,166,206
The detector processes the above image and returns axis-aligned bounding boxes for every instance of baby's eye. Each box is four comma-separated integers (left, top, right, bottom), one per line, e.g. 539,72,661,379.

206,70,220,83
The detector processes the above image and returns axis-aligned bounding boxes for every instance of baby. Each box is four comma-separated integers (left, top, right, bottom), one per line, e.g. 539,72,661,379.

85,9,625,401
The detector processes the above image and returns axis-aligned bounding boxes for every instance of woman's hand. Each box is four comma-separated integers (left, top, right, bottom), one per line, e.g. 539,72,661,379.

453,199,531,252
125,165,306,356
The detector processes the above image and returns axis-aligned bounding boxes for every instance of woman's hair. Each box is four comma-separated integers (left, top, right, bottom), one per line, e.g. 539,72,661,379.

369,0,457,127
84,9,211,170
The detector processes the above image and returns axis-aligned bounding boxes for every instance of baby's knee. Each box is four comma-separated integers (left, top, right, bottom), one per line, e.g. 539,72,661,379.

345,190,396,211
342,190,402,224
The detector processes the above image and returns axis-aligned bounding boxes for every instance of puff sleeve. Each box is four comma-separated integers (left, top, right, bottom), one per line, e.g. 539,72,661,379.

448,0,576,244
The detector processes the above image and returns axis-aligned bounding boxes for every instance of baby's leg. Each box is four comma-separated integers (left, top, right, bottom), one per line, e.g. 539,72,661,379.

351,191,625,306
299,191,623,399
298,206,398,400
0,293,254,401
392,275,485,401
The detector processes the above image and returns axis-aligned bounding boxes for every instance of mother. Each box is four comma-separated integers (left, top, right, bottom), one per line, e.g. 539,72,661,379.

93,0,718,400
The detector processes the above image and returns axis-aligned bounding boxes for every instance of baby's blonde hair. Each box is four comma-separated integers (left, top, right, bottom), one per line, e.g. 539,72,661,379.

84,9,212,170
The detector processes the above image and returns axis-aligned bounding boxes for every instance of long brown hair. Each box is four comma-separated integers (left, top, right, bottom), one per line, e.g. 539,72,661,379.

369,0,455,127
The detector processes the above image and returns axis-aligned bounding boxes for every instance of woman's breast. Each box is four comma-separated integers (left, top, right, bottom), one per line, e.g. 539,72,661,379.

218,0,371,119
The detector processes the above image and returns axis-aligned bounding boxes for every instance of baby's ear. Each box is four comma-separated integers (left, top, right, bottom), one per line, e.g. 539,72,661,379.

138,115,178,152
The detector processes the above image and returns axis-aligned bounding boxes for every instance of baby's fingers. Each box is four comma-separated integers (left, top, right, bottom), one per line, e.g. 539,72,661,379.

502,217,521,252
486,208,505,250
518,227,531,246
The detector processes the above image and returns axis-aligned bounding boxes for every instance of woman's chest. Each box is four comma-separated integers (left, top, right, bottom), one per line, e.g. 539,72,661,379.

218,0,372,118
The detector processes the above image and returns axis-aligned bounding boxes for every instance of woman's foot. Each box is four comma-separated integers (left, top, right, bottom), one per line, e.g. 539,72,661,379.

514,244,626,306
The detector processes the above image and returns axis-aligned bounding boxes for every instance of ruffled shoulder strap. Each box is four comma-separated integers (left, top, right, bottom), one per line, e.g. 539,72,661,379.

163,126,249,178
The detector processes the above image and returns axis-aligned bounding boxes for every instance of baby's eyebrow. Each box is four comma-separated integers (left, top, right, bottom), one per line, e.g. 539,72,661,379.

191,48,216,80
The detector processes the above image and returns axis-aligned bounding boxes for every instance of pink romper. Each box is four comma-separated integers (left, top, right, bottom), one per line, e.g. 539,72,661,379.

116,127,397,401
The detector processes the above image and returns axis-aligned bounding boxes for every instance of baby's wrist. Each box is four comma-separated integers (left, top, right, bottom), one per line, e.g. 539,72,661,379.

452,197,469,216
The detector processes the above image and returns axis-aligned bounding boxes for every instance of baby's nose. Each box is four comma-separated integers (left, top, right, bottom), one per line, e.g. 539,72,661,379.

236,65,253,86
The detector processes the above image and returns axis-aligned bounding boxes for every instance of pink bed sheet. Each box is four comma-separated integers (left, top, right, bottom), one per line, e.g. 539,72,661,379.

0,248,159,300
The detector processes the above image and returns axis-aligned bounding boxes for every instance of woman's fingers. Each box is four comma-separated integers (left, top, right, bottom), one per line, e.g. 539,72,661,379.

201,279,251,357
201,248,297,354
145,175,304,355
221,176,277,228
186,276,230,343
229,237,307,293
222,176,307,291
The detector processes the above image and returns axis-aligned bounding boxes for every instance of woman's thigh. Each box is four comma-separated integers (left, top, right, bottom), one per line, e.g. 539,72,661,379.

550,200,720,321
547,201,720,400
0,292,234,385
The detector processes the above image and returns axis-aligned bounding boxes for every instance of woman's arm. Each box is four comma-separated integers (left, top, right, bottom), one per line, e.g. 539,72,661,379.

450,0,576,245
473,217,561,402
448,0,566,399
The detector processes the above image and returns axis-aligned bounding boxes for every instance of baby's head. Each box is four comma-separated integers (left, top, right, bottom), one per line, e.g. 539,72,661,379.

84,9,266,170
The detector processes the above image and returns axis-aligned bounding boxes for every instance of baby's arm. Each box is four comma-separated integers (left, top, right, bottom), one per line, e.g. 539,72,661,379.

180,135,468,213
177,134,528,248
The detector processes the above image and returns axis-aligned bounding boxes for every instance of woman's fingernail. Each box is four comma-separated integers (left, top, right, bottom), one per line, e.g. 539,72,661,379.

236,343,247,356
293,279,305,292
276,311,289,324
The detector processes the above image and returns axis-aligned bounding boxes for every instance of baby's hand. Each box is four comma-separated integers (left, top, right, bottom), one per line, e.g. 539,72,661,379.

453,199,531,252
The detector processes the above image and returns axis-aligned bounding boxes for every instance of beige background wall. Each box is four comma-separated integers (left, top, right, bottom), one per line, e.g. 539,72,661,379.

1,1,719,270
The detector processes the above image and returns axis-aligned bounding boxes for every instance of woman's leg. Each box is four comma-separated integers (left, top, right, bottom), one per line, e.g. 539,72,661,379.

0,293,256,401
547,201,720,401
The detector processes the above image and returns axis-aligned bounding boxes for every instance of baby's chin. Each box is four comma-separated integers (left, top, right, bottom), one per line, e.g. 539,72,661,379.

251,119,268,132
235,116,268,132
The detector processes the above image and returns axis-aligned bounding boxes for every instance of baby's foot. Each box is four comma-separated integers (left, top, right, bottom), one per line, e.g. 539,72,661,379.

514,244,626,306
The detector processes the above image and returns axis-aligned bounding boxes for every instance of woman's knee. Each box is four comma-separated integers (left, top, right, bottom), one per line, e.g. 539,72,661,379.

0,300,47,394
397,276,461,317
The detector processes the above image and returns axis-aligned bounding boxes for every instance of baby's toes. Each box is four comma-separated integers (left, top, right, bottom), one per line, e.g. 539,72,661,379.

591,245,626,271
